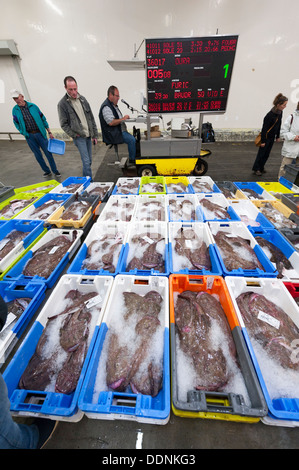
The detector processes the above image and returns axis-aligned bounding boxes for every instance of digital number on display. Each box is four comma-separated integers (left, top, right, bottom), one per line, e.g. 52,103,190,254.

146,35,238,114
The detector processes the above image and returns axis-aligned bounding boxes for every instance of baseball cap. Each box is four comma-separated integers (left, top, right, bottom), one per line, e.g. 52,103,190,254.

10,89,22,98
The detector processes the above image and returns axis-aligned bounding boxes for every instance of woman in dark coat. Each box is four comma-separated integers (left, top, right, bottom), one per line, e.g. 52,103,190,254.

252,93,288,176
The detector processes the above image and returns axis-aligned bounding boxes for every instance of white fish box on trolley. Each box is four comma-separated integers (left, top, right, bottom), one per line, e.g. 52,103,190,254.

78,274,170,424
2,274,114,422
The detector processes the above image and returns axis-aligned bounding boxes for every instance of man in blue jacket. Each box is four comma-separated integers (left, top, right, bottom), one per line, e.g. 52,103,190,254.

11,89,61,178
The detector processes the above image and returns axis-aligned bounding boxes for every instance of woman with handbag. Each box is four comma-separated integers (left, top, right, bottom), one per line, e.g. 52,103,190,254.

252,93,288,176
277,102,299,180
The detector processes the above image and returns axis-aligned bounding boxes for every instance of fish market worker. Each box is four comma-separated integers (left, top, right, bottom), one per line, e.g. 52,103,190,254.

10,89,61,179
0,295,58,448
58,76,98,179
99,85,136,163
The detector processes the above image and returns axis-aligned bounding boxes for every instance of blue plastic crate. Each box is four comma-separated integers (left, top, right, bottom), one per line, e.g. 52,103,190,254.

118,221,169,276
14,192,73,222
4,228,83,288
0,219,45,271
230,199,275,230
249,227,299,280
58,176,92,193
167,194,204,222
0,280,46,364
47,138,65,155
188,176,221,194
112,177,140,195
168,222,222,276
234,182,276,201
225,276,299,423
197,194,241,222
78,275,170,423
209,221,277,278
2,274,114,419
279,176,299,192
67,222,129,277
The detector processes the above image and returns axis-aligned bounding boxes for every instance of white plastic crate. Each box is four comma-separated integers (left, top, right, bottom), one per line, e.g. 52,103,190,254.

3,274,114,422
78,274,170,424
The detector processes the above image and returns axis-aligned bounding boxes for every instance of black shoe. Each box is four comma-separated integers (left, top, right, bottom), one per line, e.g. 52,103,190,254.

255,170,262,176
35,418,58,449
54,171,61,177
43,172,52,178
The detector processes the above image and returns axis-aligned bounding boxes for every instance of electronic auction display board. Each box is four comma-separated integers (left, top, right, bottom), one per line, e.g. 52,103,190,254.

146,35,238,114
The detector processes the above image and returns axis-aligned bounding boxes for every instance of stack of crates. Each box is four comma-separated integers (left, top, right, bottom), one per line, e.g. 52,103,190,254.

3,174,299,427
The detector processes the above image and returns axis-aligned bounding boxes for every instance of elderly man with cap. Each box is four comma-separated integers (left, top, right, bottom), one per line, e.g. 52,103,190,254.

11,89,61,178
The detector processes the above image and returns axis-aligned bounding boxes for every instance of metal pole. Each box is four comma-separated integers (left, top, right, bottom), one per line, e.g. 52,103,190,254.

11,56,31,101
198,113,204,139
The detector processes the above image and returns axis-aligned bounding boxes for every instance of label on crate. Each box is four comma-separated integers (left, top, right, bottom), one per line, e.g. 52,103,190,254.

142,235,155,244
49,246,59,255
258,310,280,329
85,294,102,309
0,239,9,251
1,312,17,336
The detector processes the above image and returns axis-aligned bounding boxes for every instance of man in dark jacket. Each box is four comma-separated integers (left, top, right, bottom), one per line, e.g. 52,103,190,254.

58,76,98,179
99,85,136,162
0,295,57,448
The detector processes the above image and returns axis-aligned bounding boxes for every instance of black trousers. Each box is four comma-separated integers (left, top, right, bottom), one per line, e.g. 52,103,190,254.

252,139,274,172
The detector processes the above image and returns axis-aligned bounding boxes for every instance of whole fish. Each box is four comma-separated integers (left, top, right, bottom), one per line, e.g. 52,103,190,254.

19,289,100,394
127,232,165,272
0,230,28,260
200,198,230,219
236,291,299,370
106,290,163,396
173,227,211,270
175,290,238,391
255,236,292,278
23,235,73,278
214,230,264,271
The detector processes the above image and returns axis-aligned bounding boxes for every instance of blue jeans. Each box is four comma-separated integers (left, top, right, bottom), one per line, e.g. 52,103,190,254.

0,373,39,449
26,133,58,174
122,131,136,162
73,136,93,178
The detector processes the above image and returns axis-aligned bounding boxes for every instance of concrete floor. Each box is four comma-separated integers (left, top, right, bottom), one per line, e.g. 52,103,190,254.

1,138,299,450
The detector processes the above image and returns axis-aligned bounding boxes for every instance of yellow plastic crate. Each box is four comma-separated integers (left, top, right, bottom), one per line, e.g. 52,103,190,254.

14,180,60,195
0,193,43,220
252,199,295,219
257,181,294,194
165,176,192,194
139,176,166,195
47,204,92,228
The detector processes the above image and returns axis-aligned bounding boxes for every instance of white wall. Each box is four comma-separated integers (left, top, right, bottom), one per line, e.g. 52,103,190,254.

0,0,299,135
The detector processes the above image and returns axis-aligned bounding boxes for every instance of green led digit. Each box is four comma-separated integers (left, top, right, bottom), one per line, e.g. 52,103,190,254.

223,64,229,78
